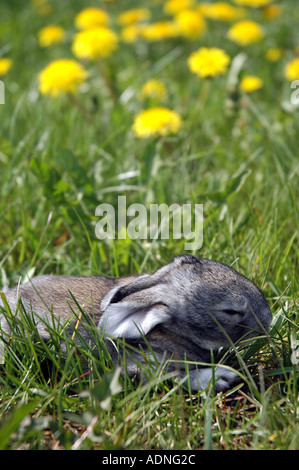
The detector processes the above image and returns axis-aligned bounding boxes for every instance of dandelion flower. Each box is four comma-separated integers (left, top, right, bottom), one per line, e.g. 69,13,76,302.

263,5,282,19
132,107,182,138
198,2,246,22
175,10,206,39
38,25,65,47
38,59,88,97
117,8,151,26
0,58,12,76
32,0,53,16
72,27,118,60
240,75,263,92
227,20,264,46
188,47,230,78
121,24,145,43
164,0,195,15
141,21,179,41
265,48,284,62
74,7,110,30
233,0,273,7
141,79,168,101
285,58,299,82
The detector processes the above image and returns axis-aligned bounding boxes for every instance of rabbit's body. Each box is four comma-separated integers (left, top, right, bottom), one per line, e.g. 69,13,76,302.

0,255,272,391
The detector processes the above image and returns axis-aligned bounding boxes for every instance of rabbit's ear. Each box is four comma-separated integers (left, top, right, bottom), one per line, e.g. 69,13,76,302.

99,275,170,340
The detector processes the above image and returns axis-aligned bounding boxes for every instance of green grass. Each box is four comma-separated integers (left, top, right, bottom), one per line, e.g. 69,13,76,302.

0,0,298,450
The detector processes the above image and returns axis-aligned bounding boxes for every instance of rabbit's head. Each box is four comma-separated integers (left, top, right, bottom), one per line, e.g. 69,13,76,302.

99,255,272,351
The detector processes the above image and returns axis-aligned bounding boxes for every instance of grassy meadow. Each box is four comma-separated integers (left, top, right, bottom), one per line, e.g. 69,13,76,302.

0,0,298,450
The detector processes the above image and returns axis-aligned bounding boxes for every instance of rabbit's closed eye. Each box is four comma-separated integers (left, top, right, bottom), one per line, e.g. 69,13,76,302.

222,309,243,315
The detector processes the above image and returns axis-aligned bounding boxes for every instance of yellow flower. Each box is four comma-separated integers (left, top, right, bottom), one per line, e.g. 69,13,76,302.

74,7,110,30
117,8,151,26
38,25,65,47
175,10,206,39
72,27,118,60
285,58,299,82
188,47,230,78
265,48,284,62
164,0,195,15
132,107,182,138
0,58,12,76
31,0,53,16
38,59,88,97
121,24,145,43
233,0,273,6
141,79,168,101
240,75,263,92
198,2,246,22
262,5,282,19
141,21,179,41
227,20,264,46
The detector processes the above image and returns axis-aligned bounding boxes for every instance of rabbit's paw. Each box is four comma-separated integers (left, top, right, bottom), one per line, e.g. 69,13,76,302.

187,366,238,392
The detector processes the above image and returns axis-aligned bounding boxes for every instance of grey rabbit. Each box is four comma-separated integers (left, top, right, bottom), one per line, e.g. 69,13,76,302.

0,255,272,392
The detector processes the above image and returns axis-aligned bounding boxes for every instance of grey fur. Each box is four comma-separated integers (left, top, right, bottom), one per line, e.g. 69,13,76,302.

0,255,272,392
